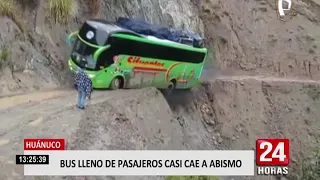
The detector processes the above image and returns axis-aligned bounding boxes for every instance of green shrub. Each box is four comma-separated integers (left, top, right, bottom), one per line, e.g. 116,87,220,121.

165,176,219,180
299,148,320,180
290,145,320,180
0,47,10,68
0,0,25,32
47,0,74,24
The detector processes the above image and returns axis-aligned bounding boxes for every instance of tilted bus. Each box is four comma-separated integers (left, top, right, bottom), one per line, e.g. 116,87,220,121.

67,19,208,93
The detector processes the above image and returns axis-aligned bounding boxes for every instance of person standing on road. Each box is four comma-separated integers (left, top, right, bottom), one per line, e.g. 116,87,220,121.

74,67,93,109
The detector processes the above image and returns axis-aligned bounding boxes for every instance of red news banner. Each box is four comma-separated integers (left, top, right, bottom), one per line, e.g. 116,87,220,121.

16,139,65,165
24,139,65,150
256,138,290,176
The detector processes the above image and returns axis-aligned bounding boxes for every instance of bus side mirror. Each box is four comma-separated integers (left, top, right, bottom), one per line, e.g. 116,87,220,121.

67,31,78,47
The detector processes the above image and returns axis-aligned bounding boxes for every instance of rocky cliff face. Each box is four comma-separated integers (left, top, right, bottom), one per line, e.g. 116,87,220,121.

94,0,204,34
0,17,61,95
194,0,320,78
0,0,203,95
1,0,320,93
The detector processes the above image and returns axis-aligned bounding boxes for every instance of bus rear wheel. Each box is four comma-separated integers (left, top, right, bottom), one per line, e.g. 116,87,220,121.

161,80,176,96
110,77,123,90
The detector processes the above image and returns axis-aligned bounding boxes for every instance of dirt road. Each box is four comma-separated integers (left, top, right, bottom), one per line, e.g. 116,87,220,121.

0,88,138,179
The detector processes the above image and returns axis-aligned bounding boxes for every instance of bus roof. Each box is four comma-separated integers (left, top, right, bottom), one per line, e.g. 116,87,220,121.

86,20,132,34
86,19,207,53
144,36,207,52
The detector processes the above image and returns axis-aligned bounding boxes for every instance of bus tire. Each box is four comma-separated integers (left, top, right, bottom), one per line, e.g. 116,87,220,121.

110,77,123,90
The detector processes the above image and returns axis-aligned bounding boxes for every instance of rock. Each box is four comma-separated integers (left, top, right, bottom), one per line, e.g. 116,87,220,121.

291,157,297,163
213,140,218,145
101,0,204,34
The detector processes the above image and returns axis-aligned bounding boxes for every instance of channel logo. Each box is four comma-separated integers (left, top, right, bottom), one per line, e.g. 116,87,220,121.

275,0,296,21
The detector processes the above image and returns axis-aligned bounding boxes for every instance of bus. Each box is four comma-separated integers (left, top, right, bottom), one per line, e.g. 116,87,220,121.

67,19,208,93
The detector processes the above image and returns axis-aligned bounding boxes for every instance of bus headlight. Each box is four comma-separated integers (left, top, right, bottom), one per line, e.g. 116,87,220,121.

88,74,96,78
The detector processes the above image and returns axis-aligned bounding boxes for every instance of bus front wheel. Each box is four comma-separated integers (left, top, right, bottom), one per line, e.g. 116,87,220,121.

110,77,123,90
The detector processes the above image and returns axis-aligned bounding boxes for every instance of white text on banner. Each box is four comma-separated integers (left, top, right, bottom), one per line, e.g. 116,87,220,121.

24,150,254,176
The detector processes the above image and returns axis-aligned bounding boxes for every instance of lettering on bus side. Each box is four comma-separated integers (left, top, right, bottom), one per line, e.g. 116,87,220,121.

127,56,165,67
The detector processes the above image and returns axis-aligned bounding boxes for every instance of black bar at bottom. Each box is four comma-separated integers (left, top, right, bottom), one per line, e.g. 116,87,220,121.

16,155,49,165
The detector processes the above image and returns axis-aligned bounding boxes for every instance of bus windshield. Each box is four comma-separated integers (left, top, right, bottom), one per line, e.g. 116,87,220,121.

71,38,97,70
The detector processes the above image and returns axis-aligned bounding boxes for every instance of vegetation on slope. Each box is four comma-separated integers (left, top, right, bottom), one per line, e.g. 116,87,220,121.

292,145,320,180
47,0,75,24
0,0,24,32
166,176,219,180
0,46,10,68
86,0,100,17
23,0,97,23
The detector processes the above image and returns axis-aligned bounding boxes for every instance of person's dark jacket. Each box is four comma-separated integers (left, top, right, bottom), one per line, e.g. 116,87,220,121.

75,69,93,98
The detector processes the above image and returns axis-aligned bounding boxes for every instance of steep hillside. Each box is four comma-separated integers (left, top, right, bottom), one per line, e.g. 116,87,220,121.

0,78,319,180
0,0,204,95
1,0,319,92
0,87,214,180
194,0,320,78
0,0,319,180
169,77,320,180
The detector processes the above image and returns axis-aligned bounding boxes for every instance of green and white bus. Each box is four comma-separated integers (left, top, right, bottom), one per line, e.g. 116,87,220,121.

67,19,208,92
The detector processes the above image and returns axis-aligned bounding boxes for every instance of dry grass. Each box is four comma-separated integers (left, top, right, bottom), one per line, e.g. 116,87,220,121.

87,0,100,17
0,0,25,32
20,0,39,4
20,0,39,9
47,0,74,24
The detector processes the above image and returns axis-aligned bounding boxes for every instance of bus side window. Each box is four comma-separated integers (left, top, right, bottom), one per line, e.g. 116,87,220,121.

108,36,206,64
97,48,116,68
